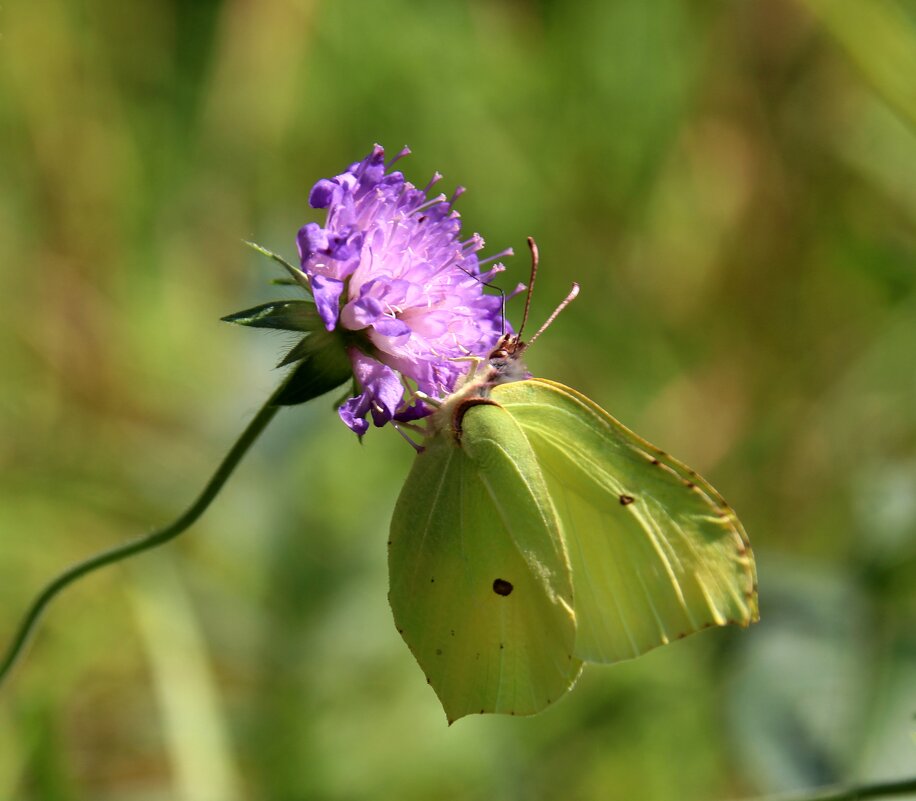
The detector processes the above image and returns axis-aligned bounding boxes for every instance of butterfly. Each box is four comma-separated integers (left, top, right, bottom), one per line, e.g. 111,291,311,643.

387,240,758,724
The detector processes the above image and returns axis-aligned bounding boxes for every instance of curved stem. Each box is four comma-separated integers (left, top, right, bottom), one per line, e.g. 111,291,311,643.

0,389,283,687
752,777,916,801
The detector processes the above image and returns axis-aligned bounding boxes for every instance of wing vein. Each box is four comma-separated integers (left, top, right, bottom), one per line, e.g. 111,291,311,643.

409,446,457,591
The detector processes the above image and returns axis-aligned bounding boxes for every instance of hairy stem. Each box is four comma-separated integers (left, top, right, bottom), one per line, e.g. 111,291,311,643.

0,389,283,687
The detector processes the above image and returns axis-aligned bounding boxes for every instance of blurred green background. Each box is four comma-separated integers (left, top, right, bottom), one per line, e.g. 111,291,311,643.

1,1,914,799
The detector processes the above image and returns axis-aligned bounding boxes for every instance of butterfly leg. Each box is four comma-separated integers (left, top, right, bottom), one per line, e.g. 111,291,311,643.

449,355,486,388
413,390,443,409
392,422,425,453
450,355,484,368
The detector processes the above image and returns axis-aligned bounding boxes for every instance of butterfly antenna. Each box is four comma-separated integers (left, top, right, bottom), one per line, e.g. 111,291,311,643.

456,250,514,337
527,283,579,347
517,237,540,340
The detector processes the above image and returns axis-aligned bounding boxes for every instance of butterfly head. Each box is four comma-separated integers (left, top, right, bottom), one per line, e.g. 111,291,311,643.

432,242,577,440
486,333,530,385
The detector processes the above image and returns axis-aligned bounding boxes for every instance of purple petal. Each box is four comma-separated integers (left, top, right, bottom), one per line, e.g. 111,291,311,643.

380,171,404,188
340,295,385,330
399,309,451,338
352,351,403,416
371,316,411,339
326,229,363,261
339,349,405,433
338,397,370,435
297,223,328,260
309,179,337,209
311,275,345,330
358,145,387,185
394,399,430,423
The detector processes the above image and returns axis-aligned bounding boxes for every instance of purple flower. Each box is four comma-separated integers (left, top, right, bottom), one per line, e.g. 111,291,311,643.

297,145,510,435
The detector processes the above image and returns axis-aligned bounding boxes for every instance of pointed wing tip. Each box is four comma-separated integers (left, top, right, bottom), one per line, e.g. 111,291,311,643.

721,604,760,630
443,705,480,726
441,698,568,724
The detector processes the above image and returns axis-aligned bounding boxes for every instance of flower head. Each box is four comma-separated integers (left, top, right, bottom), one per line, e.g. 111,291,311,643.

297,145,509,435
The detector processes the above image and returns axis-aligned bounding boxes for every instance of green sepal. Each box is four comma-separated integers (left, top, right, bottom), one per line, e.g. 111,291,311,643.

272,329,352,406
221,301,320,333
243,240,312,293
278,335,314,367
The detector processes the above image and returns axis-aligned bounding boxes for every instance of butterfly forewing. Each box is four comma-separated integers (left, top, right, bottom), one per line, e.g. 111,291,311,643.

493,378,758,664
388,402,582,723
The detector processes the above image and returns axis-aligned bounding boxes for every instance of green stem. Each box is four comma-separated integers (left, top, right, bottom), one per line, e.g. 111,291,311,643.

0,389,283,688
751,777,916,801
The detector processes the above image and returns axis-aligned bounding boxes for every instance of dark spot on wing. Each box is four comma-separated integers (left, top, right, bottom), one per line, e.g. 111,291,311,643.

493,578,514,596
619,494,635,505
430,577,435,583
499,643,505,650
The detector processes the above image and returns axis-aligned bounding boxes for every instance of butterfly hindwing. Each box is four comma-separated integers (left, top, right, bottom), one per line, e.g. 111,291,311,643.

493,378,758,664
388,401,582,723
